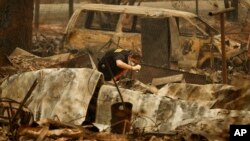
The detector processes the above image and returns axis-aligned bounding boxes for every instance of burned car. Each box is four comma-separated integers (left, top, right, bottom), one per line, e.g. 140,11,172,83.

62,3,245,72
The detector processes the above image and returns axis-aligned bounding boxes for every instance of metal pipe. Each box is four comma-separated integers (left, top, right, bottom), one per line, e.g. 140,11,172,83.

104,58,125,109
208,7,235,16
208,8,235,84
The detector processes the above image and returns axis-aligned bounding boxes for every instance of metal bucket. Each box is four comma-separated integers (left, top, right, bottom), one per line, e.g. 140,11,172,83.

111,102,133,134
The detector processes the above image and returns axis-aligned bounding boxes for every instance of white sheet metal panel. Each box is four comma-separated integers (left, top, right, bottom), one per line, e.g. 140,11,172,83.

96,85,161,132
0,68,103,125
95,85,250,133
157,83,239,101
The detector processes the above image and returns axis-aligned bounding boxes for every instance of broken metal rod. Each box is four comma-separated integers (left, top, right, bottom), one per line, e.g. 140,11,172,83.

208,7,235,84
10,79,38,139
101,38,125,109
208,7,235,16
103,58,125,109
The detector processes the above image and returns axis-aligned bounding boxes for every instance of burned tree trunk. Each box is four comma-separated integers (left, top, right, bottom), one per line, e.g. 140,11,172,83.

0,0,34,66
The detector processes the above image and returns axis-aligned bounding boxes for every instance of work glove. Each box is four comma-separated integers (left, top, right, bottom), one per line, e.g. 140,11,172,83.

132,65,141,71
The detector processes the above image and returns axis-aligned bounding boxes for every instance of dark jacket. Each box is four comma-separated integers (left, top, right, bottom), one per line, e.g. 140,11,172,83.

98,48,130,81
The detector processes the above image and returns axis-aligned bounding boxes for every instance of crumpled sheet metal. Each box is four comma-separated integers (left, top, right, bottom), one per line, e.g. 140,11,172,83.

96,85,161,131
214,76,250,110
95,85,250,133
176,116,250,141
212,34,241,54
0,68,103,125
156,83,250,111
157,83,239,101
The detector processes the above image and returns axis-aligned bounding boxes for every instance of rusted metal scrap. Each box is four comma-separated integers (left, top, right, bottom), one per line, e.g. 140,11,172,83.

151,74,184,86
118,79,158,94
0,79,37,140
212,75,250,110
62,3,249,77
7,47,91,72
32,33,63,57
176,116,250,141
136,64,207,84
0,98,33,132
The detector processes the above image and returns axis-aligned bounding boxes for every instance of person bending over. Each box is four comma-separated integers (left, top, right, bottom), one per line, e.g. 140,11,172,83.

98,48,141,81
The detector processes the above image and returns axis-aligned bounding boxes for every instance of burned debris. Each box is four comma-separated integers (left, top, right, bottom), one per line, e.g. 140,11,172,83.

1,67,250,140
0,1,250,141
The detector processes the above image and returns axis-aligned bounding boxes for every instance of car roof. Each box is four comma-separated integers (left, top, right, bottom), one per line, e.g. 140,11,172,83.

79,3,197,18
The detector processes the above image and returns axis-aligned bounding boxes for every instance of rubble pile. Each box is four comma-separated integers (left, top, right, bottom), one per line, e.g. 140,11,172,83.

0,61,249,140
17,118,129,140
32,33,63,57
0,47,90,76
0,2,249,140
0,33,249,140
